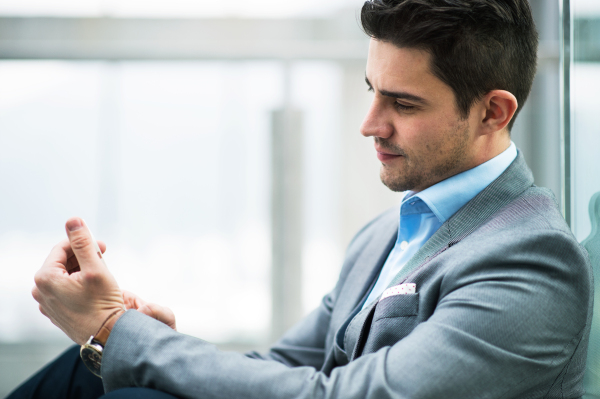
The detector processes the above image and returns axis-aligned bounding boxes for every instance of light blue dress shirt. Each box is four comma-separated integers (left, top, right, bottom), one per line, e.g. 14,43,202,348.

362,142,518,309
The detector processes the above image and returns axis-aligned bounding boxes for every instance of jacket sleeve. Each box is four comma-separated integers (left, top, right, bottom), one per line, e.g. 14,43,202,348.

101,229,592,399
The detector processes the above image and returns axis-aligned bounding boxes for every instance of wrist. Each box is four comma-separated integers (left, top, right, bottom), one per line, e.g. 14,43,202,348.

80,308,126,378
94,308,126,346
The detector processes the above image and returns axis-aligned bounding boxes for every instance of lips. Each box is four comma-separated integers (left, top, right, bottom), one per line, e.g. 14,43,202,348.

377,152,401,162
375,145,402,162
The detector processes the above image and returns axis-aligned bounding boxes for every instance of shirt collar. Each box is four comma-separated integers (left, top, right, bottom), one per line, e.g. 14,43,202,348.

401,142,518,223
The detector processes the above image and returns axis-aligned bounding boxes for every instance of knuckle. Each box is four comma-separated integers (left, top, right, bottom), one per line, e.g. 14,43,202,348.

70,235,91,251
33,270,49,289
82,270,102,283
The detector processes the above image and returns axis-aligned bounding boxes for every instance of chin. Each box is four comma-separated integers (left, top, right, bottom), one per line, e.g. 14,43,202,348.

380,167,424,193
380,174,409,193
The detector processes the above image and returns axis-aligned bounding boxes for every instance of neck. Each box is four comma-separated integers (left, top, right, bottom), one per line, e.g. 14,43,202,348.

470,131,511,167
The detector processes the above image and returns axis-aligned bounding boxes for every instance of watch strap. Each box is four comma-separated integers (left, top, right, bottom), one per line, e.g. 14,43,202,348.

94,308,126,346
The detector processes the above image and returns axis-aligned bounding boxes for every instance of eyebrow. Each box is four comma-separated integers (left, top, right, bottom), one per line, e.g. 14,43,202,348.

365,76,429,106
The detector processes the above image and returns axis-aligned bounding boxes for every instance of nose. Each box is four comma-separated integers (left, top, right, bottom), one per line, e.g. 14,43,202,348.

360,97,393,139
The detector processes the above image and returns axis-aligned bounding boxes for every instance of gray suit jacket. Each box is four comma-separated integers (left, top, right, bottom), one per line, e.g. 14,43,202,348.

102,153,593,398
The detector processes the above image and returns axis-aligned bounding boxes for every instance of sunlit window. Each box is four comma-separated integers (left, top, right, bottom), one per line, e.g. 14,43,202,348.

0,60,344,343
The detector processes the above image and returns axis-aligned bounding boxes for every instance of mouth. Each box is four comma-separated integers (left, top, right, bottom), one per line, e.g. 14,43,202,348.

375,145,403,162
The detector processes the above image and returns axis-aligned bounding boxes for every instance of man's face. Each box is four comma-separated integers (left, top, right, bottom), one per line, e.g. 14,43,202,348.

361,39,480,193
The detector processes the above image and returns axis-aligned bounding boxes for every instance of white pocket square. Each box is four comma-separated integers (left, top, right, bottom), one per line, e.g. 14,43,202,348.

380,283,416,301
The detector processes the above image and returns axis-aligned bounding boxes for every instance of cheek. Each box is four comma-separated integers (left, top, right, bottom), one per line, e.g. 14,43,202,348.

404,120,446,153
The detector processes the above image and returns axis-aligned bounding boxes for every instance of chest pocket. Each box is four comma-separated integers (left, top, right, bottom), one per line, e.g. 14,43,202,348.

362,293,420,354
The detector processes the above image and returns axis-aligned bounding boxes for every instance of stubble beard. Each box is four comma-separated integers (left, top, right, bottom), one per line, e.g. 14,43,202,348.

378,121,471,193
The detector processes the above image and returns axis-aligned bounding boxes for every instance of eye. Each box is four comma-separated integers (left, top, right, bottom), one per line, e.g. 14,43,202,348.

394,101,415,111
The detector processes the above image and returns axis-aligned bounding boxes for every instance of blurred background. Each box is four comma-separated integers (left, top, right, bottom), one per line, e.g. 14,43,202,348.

0,0,598,396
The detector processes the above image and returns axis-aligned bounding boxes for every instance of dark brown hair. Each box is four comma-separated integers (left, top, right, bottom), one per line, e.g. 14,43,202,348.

360,0,539,130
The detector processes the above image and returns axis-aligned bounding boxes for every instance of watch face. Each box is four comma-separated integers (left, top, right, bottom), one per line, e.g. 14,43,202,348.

80,344,103,378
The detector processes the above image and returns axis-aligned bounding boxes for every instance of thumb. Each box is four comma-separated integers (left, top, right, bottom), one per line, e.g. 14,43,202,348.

65,217,105,272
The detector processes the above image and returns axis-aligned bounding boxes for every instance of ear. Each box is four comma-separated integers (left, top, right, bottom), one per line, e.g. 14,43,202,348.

479,90,518,134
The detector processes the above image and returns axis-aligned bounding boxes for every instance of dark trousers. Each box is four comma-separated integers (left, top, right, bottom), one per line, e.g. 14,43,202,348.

7,345,178,399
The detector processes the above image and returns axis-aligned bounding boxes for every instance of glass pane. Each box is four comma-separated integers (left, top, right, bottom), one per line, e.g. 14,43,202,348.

0,0,363,18
572,0,600,241
571,1,600,397
0,60,283,344
0,61,104,342
0,58,348,397
0,59,347,346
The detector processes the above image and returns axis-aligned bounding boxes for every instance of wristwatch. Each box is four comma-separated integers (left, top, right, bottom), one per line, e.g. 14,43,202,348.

80,308,126,378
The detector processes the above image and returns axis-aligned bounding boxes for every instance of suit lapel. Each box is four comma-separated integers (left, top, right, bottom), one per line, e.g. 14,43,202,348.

385,151,534,289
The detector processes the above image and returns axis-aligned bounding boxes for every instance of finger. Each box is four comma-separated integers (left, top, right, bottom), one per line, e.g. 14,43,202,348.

40,239,72,272
138,303,177,330
66,242,104,274
35,241,75,291
122,290,147,310
161,306,176,330
56,239,106,274
61,239,105,260
64,217,105,273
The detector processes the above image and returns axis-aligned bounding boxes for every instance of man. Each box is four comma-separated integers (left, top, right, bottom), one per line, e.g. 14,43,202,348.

11,0,592,398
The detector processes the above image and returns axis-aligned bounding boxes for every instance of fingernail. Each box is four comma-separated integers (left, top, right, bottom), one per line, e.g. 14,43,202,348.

66,218,83,232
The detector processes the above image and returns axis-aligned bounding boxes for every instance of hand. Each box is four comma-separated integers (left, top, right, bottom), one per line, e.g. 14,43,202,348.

32,217,125,345
123,290,177,330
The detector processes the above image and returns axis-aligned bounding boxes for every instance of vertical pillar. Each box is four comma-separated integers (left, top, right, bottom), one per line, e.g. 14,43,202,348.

270,65,304,341
559,0,572,226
